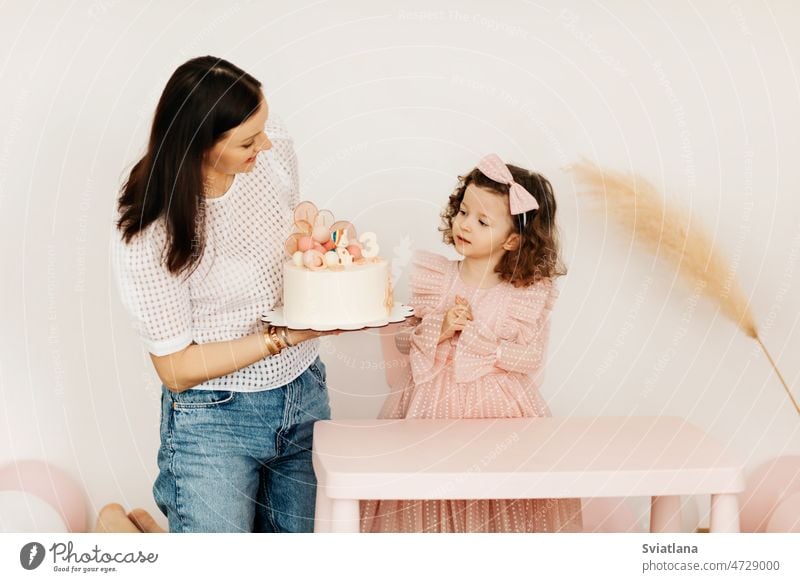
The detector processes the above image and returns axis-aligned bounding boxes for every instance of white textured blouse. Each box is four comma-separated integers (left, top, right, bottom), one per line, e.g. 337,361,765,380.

111,116,318,391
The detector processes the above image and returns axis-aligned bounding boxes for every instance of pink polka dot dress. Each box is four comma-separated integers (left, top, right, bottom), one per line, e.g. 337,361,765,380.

360,251,583,533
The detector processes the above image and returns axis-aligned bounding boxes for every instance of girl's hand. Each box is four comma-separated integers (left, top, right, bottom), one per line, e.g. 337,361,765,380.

440,295,473,342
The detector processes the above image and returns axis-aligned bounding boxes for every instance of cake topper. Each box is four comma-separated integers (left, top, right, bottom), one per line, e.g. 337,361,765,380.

285,201,381,270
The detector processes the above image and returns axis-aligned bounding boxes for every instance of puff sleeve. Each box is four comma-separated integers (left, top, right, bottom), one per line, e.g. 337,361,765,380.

401,251,454,384
264,114,299,206
453,279,559,382
111,222,194,357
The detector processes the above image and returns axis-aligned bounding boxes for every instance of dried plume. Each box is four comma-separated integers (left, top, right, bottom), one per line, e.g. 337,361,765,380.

569,159,797,415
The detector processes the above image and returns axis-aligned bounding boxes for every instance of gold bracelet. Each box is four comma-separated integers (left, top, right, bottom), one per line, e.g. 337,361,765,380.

262,328,279,356
278,326,294,348
269,326,286,352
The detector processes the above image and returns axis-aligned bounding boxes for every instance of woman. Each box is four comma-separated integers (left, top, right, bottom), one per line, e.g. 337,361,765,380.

112,56,335,532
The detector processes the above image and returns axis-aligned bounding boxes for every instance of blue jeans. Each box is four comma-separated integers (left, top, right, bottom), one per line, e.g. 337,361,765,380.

153,357,330,532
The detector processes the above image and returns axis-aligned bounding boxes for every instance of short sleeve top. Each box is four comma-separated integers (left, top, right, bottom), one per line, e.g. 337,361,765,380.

111,115,318,391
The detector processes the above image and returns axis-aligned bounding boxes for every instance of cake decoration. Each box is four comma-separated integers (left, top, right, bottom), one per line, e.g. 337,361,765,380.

384,273,394,311
276,200,407,329
285,201,382,270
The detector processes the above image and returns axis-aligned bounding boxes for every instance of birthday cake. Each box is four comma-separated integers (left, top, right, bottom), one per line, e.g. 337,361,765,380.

282,201,394,328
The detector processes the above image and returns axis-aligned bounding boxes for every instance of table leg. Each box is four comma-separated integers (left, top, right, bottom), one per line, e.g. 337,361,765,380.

709,494,740,533
329,499,361,533
650,495,682,532
314,488,333,533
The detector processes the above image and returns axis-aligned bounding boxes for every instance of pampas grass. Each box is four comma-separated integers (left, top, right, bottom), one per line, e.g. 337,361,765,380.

569,159,798,416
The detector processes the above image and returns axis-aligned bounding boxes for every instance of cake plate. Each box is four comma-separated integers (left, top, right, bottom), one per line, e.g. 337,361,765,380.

261,303,415,332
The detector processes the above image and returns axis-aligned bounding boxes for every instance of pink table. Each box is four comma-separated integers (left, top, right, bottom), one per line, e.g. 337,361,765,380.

312,416,744,533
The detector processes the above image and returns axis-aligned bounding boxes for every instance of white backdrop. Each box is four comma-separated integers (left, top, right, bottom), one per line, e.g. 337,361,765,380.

1,0,798,531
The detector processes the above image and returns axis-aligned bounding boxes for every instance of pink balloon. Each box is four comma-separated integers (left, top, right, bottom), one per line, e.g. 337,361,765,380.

766,491,800,533
0,460,86,533
581,497,642,532
739,455,800,533
0,490,68,533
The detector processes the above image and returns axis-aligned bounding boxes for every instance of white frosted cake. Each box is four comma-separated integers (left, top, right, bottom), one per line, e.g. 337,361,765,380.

281,201,394,328
283,260,392,327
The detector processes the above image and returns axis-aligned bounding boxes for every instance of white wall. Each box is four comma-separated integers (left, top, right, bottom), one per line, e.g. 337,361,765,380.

1,0,798,531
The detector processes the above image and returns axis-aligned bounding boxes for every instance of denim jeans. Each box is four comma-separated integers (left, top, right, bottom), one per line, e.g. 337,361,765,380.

153,357,330,532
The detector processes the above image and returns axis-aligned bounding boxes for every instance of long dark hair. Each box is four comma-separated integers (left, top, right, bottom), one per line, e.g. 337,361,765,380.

117,56,263,275
440,164,567,287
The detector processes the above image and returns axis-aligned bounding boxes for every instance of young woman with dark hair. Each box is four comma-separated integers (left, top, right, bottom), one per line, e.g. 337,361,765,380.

112,56,335,532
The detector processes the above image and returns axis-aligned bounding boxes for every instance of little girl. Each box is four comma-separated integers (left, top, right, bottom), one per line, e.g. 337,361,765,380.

360,154,583,533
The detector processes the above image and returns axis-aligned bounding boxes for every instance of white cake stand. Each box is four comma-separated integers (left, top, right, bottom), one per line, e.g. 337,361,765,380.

261,303,415,331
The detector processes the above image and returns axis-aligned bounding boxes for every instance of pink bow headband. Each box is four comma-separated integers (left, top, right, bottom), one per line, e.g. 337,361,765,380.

476,153,539,227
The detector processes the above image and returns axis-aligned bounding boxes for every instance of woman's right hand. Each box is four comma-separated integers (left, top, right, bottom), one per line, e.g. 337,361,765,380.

287,328,341,345
439,296,473,342
151,327,341,393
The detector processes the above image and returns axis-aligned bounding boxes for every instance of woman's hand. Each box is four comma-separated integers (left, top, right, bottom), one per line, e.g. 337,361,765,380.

439,295,473,343
151,328,341,393
287,328,341,345
150,326,347,393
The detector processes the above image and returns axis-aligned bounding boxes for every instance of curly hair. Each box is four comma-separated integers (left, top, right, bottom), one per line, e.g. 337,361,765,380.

440,163,566,287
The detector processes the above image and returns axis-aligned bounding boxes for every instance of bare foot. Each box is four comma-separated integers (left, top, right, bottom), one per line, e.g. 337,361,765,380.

128,507,166,533
93,503,141,533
